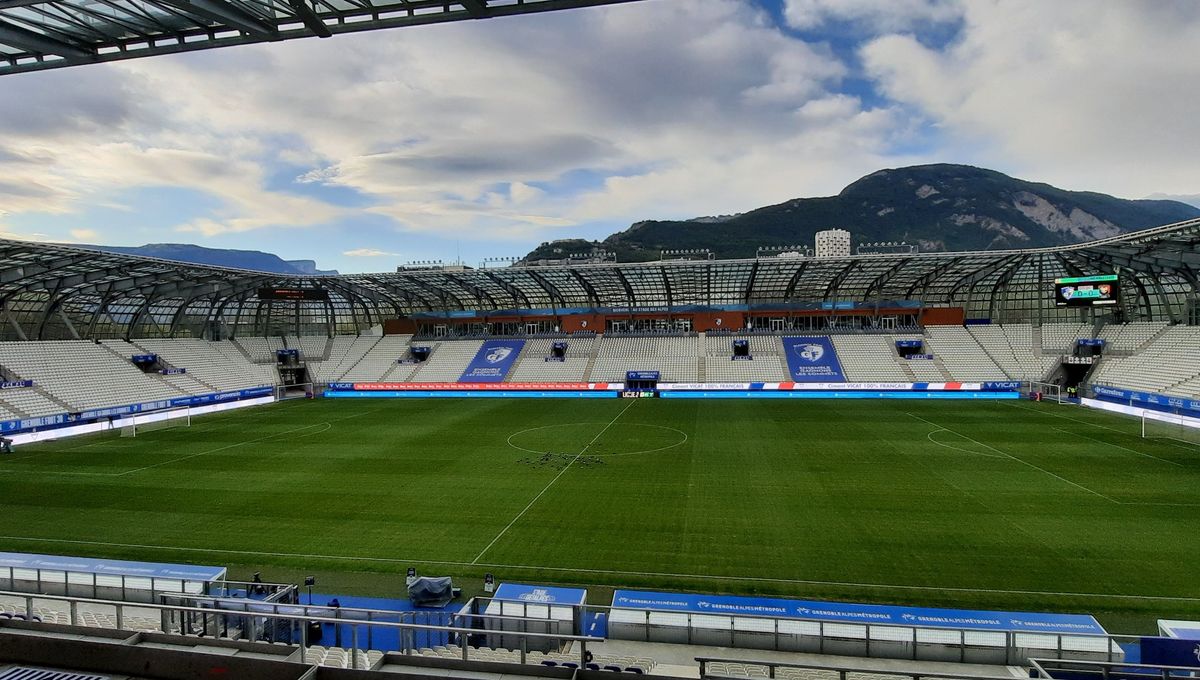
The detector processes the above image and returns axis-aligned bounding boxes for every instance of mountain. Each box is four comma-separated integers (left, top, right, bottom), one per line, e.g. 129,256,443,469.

86,243,339,276
522,164,1200,263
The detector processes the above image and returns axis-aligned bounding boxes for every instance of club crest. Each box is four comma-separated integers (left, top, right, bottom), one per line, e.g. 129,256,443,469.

797,343,824,362
486,347,513,364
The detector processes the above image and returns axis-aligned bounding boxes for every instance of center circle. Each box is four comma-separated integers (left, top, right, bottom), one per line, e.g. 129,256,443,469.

506,422,688,457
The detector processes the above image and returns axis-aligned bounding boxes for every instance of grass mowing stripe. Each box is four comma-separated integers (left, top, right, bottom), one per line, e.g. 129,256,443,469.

905,412,1120,503
4,397,1199,631
2,533,1199,603
1050,425,1184,467
471,399,637,564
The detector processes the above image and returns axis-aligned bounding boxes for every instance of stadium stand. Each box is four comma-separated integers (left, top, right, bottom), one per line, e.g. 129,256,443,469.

1097,321,1170,353
1091,325,1200,397
234,335,285,363
592,335,701,382
830,335,913,382
923,327,1009,382
509,336,595,382
0,387,67,418
408,340,487,381
307,335,377,384
287,334,330,362
129,338,278,391
966,324,1058,382
0,340,186,411
339,335,415,382
1040,322,1093,354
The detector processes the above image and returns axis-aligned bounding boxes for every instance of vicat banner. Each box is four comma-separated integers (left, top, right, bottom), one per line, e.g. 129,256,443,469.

781,337,846,382
459,339,526,383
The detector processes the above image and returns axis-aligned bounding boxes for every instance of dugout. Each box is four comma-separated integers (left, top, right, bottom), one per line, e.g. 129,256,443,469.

608,589,1120,665
0,551,226,603
480,583,586,652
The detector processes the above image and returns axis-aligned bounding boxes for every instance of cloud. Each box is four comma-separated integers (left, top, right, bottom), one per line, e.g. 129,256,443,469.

343,248,400,257
784,0,962,32
69,228,98,241
859,1,1200,198
9,0,1195,273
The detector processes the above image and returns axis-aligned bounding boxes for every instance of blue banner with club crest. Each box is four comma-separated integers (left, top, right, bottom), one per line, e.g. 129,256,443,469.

782,336,845,382
459,339,526,382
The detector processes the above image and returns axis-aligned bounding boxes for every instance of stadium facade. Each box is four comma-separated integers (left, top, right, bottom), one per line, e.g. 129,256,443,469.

2,217,1198,341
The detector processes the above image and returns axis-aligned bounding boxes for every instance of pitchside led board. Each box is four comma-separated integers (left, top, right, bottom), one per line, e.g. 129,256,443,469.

1054,274,1120,307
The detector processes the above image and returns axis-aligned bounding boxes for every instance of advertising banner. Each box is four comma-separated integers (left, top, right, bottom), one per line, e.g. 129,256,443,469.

781,337,845,382
459,339,526,383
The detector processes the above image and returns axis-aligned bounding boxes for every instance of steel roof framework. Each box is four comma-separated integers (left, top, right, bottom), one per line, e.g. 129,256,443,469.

1,217,1198,341
0,0,645,76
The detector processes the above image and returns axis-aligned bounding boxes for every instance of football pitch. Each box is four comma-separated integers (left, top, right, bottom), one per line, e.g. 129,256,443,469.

1,397,1198,632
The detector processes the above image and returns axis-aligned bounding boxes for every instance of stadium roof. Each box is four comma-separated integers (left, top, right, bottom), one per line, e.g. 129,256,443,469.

0,0,643,76
2,217,1199,339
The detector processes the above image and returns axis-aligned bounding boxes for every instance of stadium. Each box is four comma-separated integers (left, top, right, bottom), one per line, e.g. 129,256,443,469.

2,1,1200,679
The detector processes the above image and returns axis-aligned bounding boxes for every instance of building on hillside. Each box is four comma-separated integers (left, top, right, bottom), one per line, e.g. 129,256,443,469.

815,229,852,258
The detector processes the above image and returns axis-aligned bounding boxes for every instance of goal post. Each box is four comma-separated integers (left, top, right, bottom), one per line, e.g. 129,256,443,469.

1141,410,1200,447
120,406,192,438
1027,381,1065,403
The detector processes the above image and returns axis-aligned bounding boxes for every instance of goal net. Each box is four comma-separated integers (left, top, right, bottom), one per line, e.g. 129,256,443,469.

1141,410,1200,448
1028,381,1065,403
120,407,192,437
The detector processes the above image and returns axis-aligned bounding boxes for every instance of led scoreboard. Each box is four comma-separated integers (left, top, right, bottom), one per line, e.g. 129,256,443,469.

257,287,330,301
1054,275,1119,307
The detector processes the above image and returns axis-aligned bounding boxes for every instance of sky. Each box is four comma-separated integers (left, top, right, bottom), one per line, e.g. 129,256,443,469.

0,0,1198,273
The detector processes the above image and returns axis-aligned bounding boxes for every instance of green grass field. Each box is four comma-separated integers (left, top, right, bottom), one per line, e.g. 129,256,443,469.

1,397,1198,632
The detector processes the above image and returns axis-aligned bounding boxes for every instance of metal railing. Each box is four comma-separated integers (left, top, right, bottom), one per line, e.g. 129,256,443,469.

696,656,1020,680
0,589,603,670
1029,658,1200,680
473,597,1128,666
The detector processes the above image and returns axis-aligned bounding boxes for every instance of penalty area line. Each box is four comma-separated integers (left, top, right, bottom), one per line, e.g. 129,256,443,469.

2,533,1199,603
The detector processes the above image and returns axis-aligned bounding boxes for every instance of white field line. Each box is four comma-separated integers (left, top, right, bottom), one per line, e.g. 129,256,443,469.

114,422,332,476
1050,425,1183,468
905,412,1120,504
2,533,1199,603
471,399,637,564
924,429,1005,458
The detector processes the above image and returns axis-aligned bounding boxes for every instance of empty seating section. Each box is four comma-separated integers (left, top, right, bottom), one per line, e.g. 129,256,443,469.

234,336,284,363
905,359,948,382
966,324,1057,382
409,340,486,381
1041,322,1093,353
1098,321,1168,352
341,335,414,382
509,337,594,382
703,334,781,357
703,356,787,381
131,338,277,391
417,645,656,673
830,335,912,382
307,335,375,384
0,340,185,412
305,646,384,670
923,327,1009,381
1092,325,1200,397
704,662,899,680
288,335,330,361
7,325,1200,415
0,388,64,418
592,336,700,382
